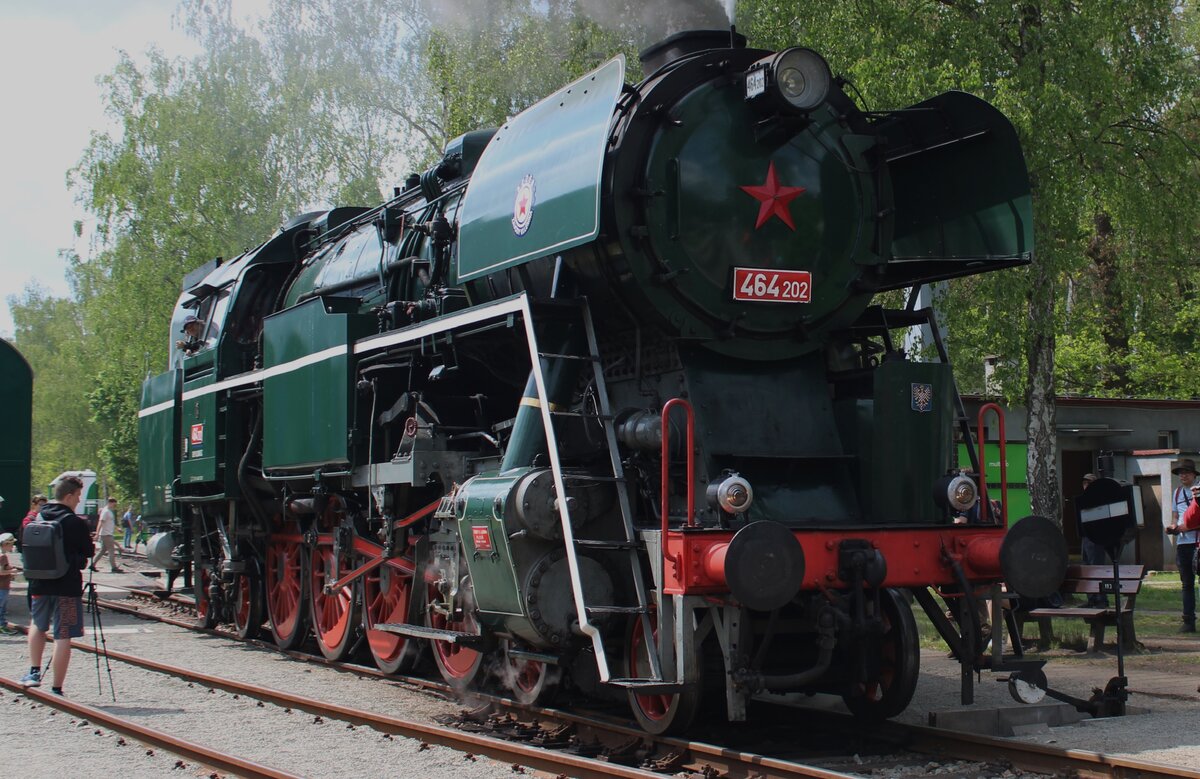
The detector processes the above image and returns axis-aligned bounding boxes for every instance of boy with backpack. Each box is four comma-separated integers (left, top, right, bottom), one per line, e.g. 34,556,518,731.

20,475,93,695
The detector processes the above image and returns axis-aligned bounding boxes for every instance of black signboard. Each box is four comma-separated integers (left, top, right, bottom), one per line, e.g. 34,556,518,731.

1076,477,1137,554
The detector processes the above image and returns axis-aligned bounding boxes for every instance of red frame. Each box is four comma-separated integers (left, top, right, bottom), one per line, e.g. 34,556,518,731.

656,397,1009,599
660,525,1006,596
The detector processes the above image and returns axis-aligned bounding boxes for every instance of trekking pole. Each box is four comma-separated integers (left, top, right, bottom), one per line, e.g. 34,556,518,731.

85,572,117,701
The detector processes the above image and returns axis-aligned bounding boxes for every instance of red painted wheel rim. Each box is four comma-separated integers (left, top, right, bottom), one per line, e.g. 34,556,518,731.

363,557,413,665
860,609,896,702
234,573,252,630
311,544,353,652
428,583,481,680
196,566,211,621
266,538,303,640
630,615,672,720
512,658,544,695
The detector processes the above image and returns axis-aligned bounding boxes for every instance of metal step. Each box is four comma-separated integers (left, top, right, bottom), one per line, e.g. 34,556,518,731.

561,474,626,483
585,605,649,615
575,539,640,550
605,678,687,693
549,410,613,420
537,351,598,362
373,622,485,646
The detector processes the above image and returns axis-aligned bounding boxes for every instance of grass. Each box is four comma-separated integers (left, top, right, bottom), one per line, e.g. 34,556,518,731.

907,572,1196,653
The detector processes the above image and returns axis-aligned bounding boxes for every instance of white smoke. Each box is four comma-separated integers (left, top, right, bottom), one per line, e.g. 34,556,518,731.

424,0,732,48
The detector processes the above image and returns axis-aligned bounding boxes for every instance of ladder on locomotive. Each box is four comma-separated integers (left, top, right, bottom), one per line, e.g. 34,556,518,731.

527,298,669,690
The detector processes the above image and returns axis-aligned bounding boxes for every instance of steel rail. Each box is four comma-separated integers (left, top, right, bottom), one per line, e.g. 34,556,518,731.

96,589,1200,779
56,640,669,779
70,607,859,779
0,675,301,779
889,721,1200,779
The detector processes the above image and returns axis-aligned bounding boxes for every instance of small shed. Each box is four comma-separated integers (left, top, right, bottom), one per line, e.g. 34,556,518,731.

962,395,1200,571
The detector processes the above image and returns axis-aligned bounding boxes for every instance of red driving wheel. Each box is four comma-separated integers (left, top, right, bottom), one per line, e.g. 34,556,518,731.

309,542,358,660
362,552,420,674
626,612,701,734
427,580,483,688
265,528,307,650
232,571,262,640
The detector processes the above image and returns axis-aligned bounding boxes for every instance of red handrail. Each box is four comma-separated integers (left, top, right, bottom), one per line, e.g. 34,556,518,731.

661,399,696,551
976,402,1007,525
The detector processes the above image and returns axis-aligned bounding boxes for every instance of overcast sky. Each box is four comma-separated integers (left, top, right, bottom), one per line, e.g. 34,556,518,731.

0,1,269,337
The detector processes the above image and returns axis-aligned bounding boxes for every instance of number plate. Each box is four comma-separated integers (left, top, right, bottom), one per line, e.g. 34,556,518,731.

471,525,493,552
732,268,812,303
745,68,766,99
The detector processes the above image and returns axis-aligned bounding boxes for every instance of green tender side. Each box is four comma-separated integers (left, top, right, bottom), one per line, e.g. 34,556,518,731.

139,369,181,520
262,297,374,470
455,56,625,282
0,339,32,533
869,361,956,523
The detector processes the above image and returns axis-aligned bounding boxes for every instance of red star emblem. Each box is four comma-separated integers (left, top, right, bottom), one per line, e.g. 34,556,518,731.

740,162,806,230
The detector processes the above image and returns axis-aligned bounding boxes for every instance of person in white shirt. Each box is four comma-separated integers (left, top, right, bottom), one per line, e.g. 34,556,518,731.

1167,459,1198,633
89,497,124,574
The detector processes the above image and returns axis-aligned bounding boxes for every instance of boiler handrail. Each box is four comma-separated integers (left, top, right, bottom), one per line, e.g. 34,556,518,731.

976,402,1007,525
661,399,696,564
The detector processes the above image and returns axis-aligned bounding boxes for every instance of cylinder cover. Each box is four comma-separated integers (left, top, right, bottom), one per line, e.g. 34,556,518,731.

521,550,614,645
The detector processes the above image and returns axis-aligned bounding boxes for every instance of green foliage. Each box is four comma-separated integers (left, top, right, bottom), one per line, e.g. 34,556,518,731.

7,283,104,494
15,0,1200,507
740,0,1200,519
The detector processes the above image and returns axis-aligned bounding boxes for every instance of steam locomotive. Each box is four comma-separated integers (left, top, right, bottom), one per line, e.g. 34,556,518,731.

138,30,1067,733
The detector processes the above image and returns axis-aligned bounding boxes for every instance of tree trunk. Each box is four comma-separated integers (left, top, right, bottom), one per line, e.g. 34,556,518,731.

1025,265,1060,527
1086,212,1130,393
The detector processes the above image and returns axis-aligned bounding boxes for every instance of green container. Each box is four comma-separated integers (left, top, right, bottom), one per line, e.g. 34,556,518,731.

0,339,32,533
262,297,374,470
869,361,955,523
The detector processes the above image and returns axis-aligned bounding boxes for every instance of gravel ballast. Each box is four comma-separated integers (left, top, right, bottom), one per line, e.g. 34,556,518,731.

3,568,1199,777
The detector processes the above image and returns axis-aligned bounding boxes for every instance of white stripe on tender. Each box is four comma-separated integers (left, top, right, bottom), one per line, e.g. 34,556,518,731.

137,294,530,419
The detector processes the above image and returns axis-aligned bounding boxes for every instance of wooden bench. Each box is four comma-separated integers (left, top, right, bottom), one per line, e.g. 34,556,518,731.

1021,564,1145,652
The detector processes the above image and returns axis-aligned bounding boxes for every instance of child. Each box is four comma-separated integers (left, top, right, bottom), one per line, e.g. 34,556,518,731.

0,532,20,633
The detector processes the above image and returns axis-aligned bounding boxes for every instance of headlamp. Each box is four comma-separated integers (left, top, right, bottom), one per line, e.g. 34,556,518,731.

744,47,832,115
707,473,754,515
946,474,978,513
933,472,980,514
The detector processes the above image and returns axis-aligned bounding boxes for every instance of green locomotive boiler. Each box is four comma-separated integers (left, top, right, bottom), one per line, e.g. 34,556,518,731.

139,30,1066,733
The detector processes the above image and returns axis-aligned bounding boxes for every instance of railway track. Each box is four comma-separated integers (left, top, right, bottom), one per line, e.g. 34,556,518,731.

88,586,1200,779
0,674,301,779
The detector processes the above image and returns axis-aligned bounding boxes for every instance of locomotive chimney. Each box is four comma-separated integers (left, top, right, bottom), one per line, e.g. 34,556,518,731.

639,29,747,75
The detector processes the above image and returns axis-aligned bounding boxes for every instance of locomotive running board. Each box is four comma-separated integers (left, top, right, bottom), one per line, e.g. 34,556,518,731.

372,622,485,646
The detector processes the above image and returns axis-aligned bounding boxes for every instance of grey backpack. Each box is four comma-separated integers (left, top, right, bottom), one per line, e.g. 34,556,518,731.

21,514,69,580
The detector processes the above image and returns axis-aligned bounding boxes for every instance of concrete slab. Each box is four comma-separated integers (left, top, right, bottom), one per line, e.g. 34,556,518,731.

928,702,1084,736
